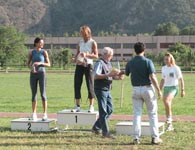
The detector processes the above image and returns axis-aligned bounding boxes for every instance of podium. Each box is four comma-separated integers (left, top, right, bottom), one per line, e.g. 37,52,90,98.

11,118,57,132
116,122,165,136
57,110,98,127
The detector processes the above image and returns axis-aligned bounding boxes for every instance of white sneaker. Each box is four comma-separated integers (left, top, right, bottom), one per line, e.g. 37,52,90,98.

166,123,174,131
88,105,94,113
42,113,48,121
151,137,163,145
71,106,80,112
31,113,37,121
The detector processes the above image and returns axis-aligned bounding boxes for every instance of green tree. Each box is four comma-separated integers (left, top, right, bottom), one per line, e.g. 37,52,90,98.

154,22,180,36
52,48,72,69
145,51,166,66
33,32,45,39
0,26,27,69
71,31,80,37
61,48,71,70
64,32,69,37
47,49,55,67
145,52,156,62
156,51,167,66
180,26,195,35
168,43,194,68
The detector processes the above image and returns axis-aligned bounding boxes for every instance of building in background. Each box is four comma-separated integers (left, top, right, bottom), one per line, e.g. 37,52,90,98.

25,36,195,61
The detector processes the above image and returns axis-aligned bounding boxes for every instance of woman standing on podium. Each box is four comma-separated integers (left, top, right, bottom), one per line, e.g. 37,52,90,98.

27,37,51,121
71,25,98,113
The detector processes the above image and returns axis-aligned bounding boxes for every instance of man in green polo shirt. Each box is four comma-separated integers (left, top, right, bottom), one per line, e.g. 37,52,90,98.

125,42,163,145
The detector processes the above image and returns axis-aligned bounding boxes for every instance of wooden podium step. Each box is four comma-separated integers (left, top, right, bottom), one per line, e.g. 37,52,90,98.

11,118,57,132
57,109,98,126
116,121,165,136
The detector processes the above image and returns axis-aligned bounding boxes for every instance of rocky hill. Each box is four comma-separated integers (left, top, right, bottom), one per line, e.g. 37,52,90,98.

0,0,47,32
1,0,195,36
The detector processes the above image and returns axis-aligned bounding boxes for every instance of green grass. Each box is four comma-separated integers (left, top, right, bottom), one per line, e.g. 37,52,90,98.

0,118,195,150
0,72,194,116
0,73,195,149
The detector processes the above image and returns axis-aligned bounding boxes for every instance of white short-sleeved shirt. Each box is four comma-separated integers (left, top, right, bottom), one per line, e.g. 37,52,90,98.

79,38,95,65
161,65,182,87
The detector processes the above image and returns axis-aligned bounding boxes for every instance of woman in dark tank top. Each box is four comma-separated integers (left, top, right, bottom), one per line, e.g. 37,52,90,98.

27,37,51,121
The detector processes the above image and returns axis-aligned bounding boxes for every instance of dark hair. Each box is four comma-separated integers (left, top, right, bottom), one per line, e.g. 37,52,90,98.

34,37,43,47
134,42,145,54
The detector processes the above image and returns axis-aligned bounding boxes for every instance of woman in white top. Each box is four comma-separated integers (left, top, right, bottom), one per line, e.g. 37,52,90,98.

72,25,98,112
160,53,185,131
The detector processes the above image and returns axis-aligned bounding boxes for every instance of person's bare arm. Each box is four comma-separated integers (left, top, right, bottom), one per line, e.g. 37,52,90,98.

160,78,165,91
180,77,185,97
113,75,125,80
150,73,162,99
43,51,51,67
113,71,125,80
85,41,98,59
75,45,80,58
94,70,120,80
71,45,80,63
94,74,108,80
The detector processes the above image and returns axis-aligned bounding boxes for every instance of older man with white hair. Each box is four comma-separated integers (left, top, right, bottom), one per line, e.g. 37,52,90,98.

92,47,124,138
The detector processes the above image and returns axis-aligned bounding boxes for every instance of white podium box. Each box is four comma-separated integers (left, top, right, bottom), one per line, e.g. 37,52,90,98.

11,118,57,132
116,122,165,136
57,110,98,126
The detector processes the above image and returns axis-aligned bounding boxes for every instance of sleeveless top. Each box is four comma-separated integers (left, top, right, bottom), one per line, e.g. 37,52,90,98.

79,38,95,65
31,49,45,72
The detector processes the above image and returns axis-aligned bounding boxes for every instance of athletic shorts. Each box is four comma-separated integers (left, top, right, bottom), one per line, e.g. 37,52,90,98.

163,86,178,97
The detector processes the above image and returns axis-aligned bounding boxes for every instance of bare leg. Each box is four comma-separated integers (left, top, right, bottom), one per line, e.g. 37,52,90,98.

75,99,80,106
75,99,81,106
88,98,95,112
163,94,175,131
89,98,94,106
32,101,37,113
42,101,47,114
163,94,174,120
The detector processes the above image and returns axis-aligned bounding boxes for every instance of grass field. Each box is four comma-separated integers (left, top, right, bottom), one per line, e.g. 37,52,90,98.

0,72,195,149
0,72,194,116
0,118,195,150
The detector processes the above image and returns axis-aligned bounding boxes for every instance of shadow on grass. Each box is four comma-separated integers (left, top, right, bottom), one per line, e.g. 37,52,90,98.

0,141,161,148
0,142,136,147
0,128,163,147
0,127,11,132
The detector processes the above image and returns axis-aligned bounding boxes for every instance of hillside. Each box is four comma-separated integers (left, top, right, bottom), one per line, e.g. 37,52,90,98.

0,0,195,36
0,0,47,32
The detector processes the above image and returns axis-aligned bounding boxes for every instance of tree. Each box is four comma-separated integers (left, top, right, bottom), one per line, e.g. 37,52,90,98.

64,32,69,37
156,51,167,66
51,48,72,69
145,51,167,66
180,26,195,35
154,22,180,36
145,52,156,62
61,48,71,70
168,43,194,68
0,26,27,69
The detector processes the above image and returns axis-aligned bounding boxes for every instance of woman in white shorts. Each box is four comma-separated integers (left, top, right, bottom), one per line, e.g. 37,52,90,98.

160,53,185,131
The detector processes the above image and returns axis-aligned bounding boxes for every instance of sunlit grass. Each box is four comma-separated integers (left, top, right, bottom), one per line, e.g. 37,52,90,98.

0,118,195,150
0,73,194,117
0,73,195,149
